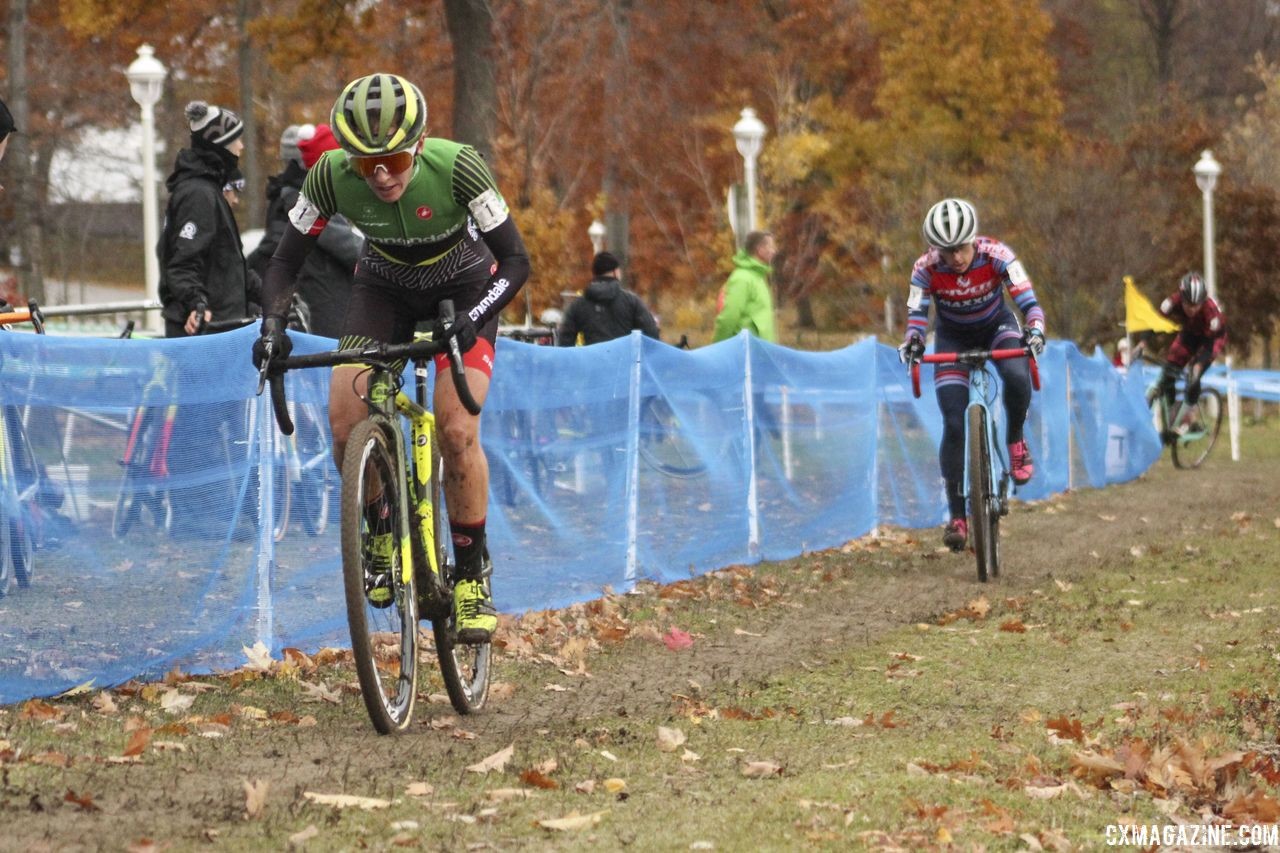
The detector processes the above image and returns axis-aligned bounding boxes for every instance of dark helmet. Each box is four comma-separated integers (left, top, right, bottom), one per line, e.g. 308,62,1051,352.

1179,272,1206,306
330,73,426,156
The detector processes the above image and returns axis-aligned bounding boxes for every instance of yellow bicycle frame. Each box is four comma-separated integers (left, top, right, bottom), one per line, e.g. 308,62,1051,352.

367,372,443,592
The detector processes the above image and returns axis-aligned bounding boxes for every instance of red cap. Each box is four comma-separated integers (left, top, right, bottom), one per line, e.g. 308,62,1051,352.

297,123,339,170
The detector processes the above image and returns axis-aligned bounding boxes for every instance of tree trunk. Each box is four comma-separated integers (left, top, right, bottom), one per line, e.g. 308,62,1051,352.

601,0,633,264
443,0,498,169
7,0,44,304
238,0,261,229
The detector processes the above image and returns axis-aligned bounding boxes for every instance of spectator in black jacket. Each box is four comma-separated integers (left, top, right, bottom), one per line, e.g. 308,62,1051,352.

557,252,660,346
247,123,362,338
158,101,257,338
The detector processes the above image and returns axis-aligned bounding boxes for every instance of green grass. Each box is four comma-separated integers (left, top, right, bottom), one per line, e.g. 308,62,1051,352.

2,421,1279,850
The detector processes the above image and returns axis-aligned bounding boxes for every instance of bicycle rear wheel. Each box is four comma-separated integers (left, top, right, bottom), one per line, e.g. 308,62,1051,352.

1171,388,1223,469
341,418,418,734
427,438,492,714
967,406,1000,583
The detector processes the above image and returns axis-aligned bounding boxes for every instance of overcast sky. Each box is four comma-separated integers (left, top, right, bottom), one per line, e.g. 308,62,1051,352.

49,124,168,204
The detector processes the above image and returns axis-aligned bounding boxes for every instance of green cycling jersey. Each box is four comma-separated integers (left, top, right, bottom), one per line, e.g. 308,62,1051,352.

291,138,508,268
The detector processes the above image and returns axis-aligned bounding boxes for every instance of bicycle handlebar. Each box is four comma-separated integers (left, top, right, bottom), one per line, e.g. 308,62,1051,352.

0,299,47,334
259,299,481,436
910,346,1040,399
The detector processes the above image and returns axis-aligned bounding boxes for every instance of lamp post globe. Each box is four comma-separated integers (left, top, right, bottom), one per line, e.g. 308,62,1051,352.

1193,149,1222,303
125,44,167,331
588,219,607,254
731,107,766,234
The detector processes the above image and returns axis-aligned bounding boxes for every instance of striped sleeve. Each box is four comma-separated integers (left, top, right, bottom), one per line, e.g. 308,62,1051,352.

291,152,339,236
451,146,510,233
905,254,933,339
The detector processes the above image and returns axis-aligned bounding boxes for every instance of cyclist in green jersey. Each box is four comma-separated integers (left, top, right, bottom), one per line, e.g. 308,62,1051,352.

253,73,531,643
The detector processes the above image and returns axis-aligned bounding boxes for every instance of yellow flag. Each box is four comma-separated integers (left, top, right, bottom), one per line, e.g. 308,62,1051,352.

1124,276,1179,334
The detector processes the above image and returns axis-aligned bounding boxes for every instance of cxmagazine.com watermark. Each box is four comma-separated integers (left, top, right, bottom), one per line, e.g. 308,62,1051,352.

1105,823,1279,847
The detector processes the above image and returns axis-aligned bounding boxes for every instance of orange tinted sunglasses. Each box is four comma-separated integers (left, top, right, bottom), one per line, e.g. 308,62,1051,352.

349,149,415,179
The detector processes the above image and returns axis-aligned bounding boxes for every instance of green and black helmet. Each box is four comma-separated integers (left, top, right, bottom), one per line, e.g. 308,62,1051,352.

330,73,426,156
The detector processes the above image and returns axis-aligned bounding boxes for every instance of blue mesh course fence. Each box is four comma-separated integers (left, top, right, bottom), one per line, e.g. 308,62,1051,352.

0,327,1162,702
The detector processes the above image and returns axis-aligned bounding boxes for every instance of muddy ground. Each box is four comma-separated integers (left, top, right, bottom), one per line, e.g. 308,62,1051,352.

4,434,1277,850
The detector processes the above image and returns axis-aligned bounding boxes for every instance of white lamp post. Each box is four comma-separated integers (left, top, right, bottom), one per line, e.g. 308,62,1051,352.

1193,149,1221,303
126,44,167,330
732,107,766,234
588,219,607,254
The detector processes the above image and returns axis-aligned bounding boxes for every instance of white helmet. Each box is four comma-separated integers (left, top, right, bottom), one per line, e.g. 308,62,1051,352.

922,198,978,249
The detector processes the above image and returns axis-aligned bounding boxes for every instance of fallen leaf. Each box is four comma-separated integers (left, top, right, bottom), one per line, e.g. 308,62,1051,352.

302,792,391,810
405,782,434,797
489,682,517,701
742,760,784,778
299,681,342,704
537,810,607,831
657,726,687,752
122,727,151,758
92,693,119,715
466,743,514,774
242,642,275,672
243,779,268,819
159,691,195,714
1000,619,1028,633
520,770,559,790
574,780,596,794
486,788,533,802
603,778,626,793
64,789,100,812
56,680,96,698
288,825,319,847
681,749,701,763
663,627,694,651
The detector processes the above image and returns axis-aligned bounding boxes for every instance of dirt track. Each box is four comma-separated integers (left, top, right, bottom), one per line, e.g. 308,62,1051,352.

6,436,1278,849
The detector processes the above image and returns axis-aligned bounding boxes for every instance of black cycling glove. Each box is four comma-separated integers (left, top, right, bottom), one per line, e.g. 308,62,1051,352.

252,314,293,369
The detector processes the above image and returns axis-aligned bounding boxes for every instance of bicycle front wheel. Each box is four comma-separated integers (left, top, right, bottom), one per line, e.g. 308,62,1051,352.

341,418,418,734
967,407,1000,583
1172,388,1223,469
426,438,492,714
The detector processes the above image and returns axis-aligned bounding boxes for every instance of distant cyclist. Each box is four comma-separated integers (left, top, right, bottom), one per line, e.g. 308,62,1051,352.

1151,272,1227,430
898,198,1046,553
253,73,531,643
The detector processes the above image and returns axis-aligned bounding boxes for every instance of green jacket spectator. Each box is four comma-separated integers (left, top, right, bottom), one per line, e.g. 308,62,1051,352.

713,230,777,343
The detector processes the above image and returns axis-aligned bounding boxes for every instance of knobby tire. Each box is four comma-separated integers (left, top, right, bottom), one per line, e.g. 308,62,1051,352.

1172,388,1223,470
341,419,417,734
428,437,492,714
967,406,1000,583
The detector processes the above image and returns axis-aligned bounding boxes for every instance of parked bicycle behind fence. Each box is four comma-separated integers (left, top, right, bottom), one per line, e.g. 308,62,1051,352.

0,299,48,596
